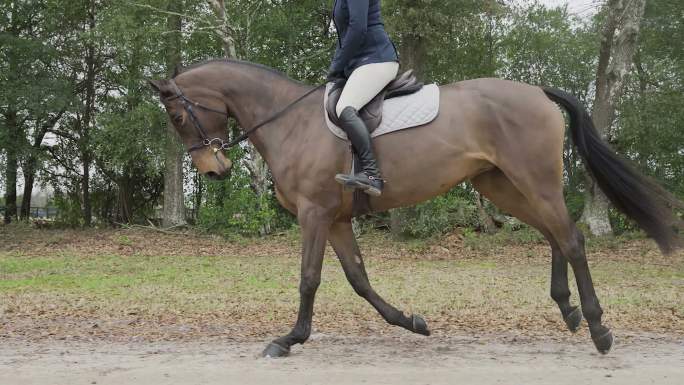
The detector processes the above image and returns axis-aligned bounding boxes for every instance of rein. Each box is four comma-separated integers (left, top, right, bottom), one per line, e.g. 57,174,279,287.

167,79,324,154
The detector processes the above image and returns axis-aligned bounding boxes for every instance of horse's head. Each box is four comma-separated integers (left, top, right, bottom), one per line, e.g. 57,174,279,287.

149,78,232,180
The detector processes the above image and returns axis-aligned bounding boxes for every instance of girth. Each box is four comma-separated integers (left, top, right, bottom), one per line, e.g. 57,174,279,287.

326,69,424,133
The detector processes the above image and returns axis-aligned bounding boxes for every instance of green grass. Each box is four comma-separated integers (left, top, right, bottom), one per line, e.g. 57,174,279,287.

0,228,682,338
0,253,295,295
1,248,681,320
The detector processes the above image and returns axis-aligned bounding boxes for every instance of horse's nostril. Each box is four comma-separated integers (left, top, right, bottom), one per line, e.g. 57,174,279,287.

206,171,220,180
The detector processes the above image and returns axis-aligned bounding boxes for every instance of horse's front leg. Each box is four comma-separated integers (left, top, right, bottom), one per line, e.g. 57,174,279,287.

328,221,430,336
262,203,332,358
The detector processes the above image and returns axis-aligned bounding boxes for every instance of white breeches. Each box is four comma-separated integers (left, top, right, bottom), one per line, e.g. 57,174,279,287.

336,61,400,117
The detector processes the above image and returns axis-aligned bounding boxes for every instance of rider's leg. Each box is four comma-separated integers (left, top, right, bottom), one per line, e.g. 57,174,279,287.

335,62,400,117
335,61,399,196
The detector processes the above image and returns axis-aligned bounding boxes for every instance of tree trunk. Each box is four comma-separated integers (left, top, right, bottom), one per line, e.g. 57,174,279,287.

475,191,497,234
117,176,134,224
3,110,18,224
398,28,426,79
244,154,272,235
581,0,647,236
79,0,98,227
20,120,56,221
208,0,272,235
162,0,187,228
389,208,406,239
20,158,36,220
207,0,238,58
193,169,203,222
3,5,20,224
82,154,92,226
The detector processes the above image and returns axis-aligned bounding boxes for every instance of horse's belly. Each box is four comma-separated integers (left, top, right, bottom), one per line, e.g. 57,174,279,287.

369,121,494,212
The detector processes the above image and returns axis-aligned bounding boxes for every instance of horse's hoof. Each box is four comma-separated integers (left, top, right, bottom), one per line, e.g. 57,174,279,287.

564,307,583,333
592,329,614,354
262,342,290,358
411,314,431,336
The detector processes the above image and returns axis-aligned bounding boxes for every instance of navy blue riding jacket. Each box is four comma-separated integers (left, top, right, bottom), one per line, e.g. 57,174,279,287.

328,0,399,79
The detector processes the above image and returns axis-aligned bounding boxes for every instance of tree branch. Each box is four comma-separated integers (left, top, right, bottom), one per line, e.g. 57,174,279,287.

48,128,79,142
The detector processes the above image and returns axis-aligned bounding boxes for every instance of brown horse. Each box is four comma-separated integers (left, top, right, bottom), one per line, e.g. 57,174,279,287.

149,59,683,358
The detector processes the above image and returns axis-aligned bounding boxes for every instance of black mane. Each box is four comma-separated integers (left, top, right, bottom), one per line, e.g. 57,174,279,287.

172,58,299,83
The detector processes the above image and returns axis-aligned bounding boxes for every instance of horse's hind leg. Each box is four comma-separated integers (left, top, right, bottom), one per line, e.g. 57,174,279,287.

328,221,430,336
551,245,583,333
472,169,582,333
532,193,612,353
492,160,613,353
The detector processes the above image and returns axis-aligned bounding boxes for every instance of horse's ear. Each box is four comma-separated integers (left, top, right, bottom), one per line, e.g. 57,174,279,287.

172,64,183,78
148,79,169,93
148,79,176,101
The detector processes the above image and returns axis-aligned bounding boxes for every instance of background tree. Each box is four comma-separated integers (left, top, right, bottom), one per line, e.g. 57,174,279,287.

580,0,647,236
162,0,187,228
1,0,681,240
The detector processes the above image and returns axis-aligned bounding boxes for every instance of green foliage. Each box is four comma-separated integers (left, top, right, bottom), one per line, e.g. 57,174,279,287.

238,0,335,82
197,147,294,236
606,0,684,231
619,87,684,197
391,189,479,239
564,187,585,221
1,0,682,240
115,235,133,247
52,193,85,227
463,224,545,253
503,2,597,94
384,0,504,79
609,208,640,236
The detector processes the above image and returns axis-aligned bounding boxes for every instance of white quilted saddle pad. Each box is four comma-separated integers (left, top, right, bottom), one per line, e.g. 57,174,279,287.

324,83,440,140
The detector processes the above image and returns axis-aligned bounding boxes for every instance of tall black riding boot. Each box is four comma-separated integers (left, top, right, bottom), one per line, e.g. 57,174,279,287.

334,106,384,196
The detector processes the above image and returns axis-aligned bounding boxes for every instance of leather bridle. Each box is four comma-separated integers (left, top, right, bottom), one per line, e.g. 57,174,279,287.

165,79,324,154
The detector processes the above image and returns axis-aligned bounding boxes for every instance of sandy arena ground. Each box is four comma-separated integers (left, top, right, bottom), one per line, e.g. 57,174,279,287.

2,332,683,385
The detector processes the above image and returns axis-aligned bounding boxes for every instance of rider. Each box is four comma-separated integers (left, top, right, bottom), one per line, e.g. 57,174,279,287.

327,0,400,197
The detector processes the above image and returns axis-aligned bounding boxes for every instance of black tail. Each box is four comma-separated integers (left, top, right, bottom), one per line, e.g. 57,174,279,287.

542,87,683,254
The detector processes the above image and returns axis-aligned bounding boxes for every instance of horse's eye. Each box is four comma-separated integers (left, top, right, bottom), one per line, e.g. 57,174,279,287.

173,113,183,123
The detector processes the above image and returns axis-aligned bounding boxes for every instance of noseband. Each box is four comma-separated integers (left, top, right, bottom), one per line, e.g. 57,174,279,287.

166,79,324,154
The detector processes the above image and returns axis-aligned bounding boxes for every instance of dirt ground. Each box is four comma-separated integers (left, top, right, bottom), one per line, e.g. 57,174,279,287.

2,332,682,385
1,226,682,384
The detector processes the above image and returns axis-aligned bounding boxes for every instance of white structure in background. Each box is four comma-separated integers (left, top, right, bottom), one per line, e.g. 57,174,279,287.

28,188,53,207
0,182,55,218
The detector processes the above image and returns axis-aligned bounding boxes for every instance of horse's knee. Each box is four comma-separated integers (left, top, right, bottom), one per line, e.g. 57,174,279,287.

299,274,320,296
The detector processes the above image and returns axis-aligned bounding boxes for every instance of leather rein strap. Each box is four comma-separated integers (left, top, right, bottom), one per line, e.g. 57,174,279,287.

166,79,324,154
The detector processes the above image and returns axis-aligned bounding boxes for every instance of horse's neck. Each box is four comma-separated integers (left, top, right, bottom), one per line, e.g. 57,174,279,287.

218,67,315,170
